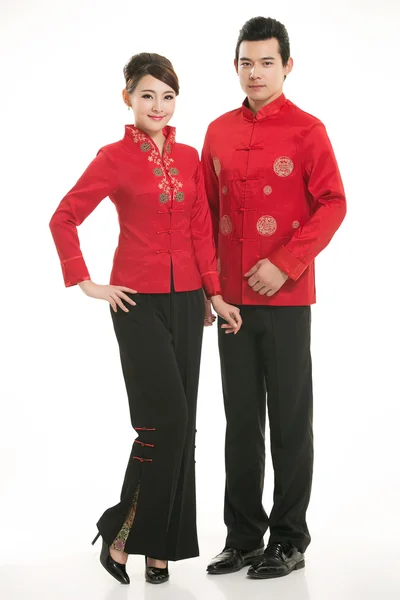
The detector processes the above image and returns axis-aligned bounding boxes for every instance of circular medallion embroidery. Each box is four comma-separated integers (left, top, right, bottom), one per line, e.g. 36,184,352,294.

141,142,152,152
170,167,179,176
292,220,300,229
217,258,222,274
153,168,163,176
175,192,185,202
213,157,222,177
220,215,232,235
263,185,272,195
222,186,228,195
257,215,277,236
273,157,294,177
159,193,170,204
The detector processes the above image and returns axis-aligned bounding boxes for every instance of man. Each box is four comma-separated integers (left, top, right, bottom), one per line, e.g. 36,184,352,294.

202,16,346,579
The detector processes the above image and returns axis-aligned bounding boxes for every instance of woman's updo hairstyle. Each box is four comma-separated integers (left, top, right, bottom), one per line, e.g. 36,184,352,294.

123,53,180,96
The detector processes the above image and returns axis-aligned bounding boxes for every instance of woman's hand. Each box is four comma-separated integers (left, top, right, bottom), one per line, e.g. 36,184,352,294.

78,280,138,313
210,295,242,334
203,289,217,327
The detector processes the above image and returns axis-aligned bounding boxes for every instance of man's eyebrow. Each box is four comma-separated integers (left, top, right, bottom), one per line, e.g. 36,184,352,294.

239,56,276,61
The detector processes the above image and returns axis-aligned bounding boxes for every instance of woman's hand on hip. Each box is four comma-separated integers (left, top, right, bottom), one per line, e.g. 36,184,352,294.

210,295,242,335
78,280,138,313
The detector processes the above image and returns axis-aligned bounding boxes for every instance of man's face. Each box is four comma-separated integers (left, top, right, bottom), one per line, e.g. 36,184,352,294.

235,39,293,110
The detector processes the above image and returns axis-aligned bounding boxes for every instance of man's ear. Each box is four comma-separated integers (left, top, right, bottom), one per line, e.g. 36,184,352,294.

284,57,294,77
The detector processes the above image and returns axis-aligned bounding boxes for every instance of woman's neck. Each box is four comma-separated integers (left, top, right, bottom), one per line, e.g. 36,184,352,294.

134,123,166,155
149,130,166,155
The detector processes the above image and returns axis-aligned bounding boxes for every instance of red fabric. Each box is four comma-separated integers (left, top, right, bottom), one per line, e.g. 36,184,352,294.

49,125,221,298
201,94,346,306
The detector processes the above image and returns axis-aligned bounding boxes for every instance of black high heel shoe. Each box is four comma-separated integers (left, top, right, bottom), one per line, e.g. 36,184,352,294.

92,532,130,585
145,556,169,584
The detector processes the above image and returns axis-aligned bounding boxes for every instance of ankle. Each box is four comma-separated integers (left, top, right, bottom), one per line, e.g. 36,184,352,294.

147,557,167,569
110,546,128,564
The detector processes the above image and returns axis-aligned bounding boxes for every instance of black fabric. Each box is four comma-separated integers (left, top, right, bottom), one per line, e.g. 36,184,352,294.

97,282,204,561
218,305,313,554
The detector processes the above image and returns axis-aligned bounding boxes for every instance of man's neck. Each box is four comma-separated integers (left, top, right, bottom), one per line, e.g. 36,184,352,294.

247,88,284,115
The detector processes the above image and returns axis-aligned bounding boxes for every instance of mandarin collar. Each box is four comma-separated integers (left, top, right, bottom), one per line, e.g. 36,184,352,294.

241,93,287,122
123,124,176,154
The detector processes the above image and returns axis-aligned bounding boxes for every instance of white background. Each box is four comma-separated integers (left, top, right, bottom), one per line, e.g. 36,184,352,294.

1,0,399,598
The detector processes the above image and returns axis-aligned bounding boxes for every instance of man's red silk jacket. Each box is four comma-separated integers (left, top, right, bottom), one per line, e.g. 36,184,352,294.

201,94,346,305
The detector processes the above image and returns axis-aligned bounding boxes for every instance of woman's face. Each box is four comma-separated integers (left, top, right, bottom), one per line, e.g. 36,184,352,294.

125,75,176,136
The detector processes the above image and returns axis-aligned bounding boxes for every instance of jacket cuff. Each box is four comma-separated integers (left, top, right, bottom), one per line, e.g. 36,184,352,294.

268,246,307,281
201,271,222,298
61,255,90,287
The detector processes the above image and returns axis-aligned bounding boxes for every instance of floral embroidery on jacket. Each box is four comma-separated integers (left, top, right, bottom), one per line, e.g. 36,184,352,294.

220,215,232,235
213,157,221,177
257,215,277,236
273,157,294,177
129,127,183,204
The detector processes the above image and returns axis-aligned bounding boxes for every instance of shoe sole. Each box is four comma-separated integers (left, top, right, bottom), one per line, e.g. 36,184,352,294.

103,564,130,584
145,574,170,584
207,555,264,575
247,559,305,579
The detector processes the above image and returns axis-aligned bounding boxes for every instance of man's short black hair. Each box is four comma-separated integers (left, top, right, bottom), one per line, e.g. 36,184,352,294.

235,17,291,66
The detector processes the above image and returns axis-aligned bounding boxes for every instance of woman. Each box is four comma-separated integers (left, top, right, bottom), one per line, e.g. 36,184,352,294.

49,53,242,585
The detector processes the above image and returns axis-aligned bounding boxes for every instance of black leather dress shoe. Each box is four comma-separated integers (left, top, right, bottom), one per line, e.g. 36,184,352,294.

145,557,169,584
92,533,130,584
207,546,264,574
247,542,305,579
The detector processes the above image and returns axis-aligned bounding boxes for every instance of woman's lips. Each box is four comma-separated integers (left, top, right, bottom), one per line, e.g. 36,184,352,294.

148,115,165,120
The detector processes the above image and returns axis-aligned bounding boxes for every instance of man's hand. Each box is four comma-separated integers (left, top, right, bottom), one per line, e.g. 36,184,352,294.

244,259,289,296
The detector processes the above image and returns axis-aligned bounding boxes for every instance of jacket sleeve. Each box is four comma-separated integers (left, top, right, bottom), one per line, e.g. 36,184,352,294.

268,123,347,280
201,127,220,248
191,160,222,298
49,150,118,287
